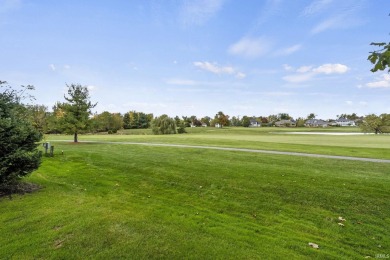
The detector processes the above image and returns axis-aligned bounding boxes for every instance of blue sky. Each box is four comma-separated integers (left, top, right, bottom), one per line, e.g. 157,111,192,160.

1,0,389,119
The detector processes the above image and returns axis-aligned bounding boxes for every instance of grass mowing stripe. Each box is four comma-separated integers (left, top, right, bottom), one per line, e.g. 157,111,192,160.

51,140,390,163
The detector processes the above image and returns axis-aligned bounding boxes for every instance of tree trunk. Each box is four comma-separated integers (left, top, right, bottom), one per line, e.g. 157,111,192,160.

74,132,78,142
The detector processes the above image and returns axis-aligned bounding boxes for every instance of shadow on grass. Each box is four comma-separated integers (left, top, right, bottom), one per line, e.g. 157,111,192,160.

0,182,41,200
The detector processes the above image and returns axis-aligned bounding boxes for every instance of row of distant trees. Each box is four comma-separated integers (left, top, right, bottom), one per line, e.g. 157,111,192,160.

25,97,390,135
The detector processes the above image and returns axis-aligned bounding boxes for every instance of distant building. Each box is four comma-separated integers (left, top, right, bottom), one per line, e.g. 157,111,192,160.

275,119,296,127
333,117,356,127
249,118,261,127
304,119,329,127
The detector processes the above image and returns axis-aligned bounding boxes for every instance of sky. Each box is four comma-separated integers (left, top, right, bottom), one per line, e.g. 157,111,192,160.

1,0,389,119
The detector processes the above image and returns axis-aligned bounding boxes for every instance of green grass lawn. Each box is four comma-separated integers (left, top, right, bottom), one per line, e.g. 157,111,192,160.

47,127,390,159
1,128,389,259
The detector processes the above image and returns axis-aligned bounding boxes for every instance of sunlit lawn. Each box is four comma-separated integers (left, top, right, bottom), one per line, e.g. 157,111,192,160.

47,127,390,159
1,128,389,259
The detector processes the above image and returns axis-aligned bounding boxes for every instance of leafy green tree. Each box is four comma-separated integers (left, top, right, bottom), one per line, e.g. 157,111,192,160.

267,114,278,125
360,114,390,134
190,115,202,127
25,104,49,133
174,116,182,126
295,117,306,127
278,113,291,120
123,112,131,129
307,113,316,120
230,116,242,127
177,122,187,134
58,84,97,142
151,115,177,135
200,116,211,126
45,102,64,134
181,116,191,127
91,111,123,133
126,111,152,129
338,113,359,120
241,116,251,127
0,81,42,193
214,111,229,128
368,42,390,72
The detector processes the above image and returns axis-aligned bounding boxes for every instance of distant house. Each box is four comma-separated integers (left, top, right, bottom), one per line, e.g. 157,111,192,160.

190,123,196,128
215,123,222,128
275,119,296,127
304,119,329,127
201,123,208,127
249,118,261,127
334,117,356,127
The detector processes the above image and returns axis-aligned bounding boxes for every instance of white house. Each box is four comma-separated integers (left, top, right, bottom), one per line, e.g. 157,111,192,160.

249,118,261,127
334,117,356,127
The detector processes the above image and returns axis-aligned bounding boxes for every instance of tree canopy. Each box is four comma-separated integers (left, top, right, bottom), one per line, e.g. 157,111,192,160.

58,84,97,142
151,114,177,135
0,81,42,193
368,42,390,73
360,114,390,134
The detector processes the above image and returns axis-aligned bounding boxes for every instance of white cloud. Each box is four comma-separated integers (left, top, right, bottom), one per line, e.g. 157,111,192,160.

282,73,315,83
235,72,246,79
193,61,245,79
345,100,353,105
49,64,56,71
64,64,71,69
228,37,271,58
312,63,349,74
311,16,341,34
309,1,365,34
283,64,294,71
297,66,313,73
275,44,302,56
366,74,390,88
283,63,349,83
193,61,234,74
301,0,333,17
180,0,224,26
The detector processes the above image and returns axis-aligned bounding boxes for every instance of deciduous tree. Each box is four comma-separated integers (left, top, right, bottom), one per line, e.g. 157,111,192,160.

241,116,250,127
368,42,390,72
360,114,390,134
214,111,229,128
151,115,177,135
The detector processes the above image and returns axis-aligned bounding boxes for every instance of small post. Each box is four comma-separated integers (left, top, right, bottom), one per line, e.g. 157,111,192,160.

50,146,54,157
43,142,48,155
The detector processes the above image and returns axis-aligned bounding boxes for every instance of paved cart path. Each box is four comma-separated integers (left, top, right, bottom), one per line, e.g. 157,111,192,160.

51,140,390,164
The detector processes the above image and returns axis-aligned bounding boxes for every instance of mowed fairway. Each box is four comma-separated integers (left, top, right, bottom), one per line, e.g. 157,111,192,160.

1,128,389,259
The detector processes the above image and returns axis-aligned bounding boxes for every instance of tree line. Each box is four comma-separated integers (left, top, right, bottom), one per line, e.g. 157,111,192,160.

20,84,390,137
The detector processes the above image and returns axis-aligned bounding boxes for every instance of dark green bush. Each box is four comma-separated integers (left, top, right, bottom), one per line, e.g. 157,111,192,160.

0,82,42,193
